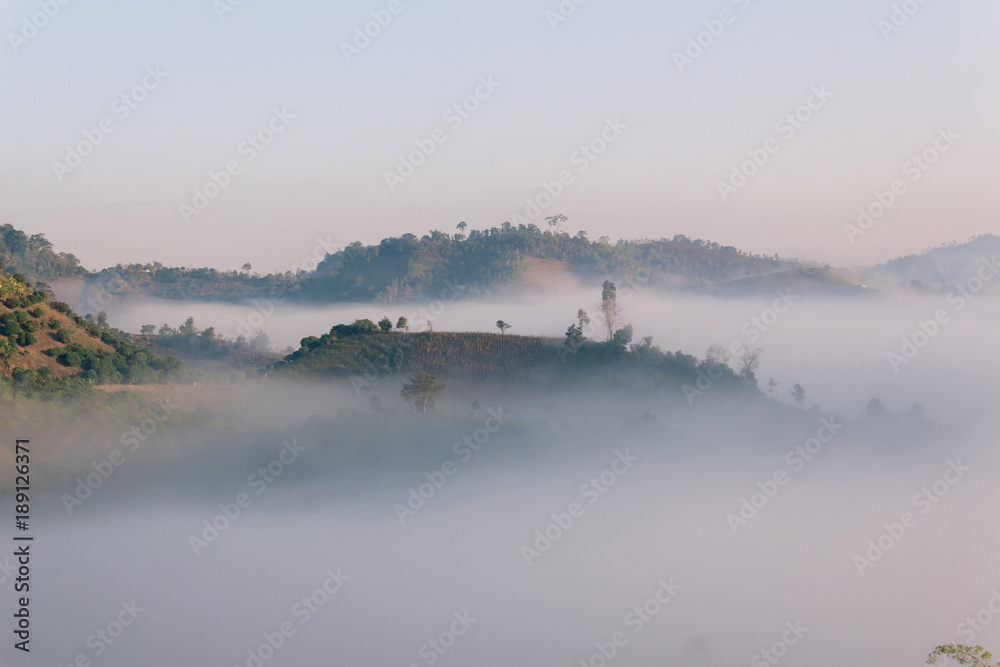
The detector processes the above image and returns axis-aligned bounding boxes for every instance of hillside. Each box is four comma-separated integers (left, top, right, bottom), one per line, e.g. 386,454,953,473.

80,224,789,303
864,234,1000,291
272,319,755,399
0,224,86,283
707,267,871,297
0,271,184,388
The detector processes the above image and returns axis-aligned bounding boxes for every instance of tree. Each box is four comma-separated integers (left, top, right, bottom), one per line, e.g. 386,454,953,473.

242,263,252,273
158,323,174,336
200,327,216,341
378,316,393,333
396,316,408,331
790,384,806,408
866,398,886,418
564,323,583,351
612,323,633,349
576,309,590,333
767,377,778,397
178,316,197,336
496,320,511,335
140,324,156,336
598,280,621,341
472,399,481,418
97,311,108,328
705,344,729,366
928,644,999,666
400,371,445,414
0,338,16,373
456,221,468,237
545,213,567,233
737,347,763,378
250,331,271,350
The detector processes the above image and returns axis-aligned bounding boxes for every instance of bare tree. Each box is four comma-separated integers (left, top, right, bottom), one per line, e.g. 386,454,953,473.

737,347,763,378
704,344,730,366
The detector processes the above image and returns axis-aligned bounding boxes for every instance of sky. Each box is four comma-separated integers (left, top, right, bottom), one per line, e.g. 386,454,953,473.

0,0,997,273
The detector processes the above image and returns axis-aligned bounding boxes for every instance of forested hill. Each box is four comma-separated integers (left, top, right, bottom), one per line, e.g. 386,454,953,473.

0,224,86,284
84,224,789,303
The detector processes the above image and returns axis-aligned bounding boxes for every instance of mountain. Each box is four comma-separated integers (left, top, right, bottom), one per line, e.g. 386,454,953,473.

85,225,790,303
864,234,1000,291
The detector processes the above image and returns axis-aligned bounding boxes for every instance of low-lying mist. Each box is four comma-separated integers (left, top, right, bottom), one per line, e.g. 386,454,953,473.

3,286,997,666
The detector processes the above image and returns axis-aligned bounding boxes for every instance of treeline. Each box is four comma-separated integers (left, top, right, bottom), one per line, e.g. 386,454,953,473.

9,221,787,303
0,224,86,283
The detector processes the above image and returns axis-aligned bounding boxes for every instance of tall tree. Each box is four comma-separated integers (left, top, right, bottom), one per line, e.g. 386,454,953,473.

598,280,621,341
400,371,446,414
378,316,393,332
496,320,511,335
396,316,408,331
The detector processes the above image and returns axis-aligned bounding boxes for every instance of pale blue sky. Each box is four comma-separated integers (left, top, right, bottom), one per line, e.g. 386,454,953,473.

1,0,997,272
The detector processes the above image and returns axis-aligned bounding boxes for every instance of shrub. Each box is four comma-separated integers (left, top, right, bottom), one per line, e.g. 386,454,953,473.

56,329,72,344
47,318,59,329
28,307,43,318
50,301,71,314
17,331,35,346
13,310,28,324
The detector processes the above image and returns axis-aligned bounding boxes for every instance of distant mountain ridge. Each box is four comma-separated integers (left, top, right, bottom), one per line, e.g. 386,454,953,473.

3,222,996,303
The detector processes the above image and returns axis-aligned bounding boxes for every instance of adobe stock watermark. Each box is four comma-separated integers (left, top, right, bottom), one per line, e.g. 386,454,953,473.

750,620,809,667
188,438,307,557
726,417,844,534
405,611,477,667
508,117,628,226
853,459,970,576
844,127,959,243
228,236,341,341
672,0,758,73
7,0,73,53
393,408,507,524
887,256,997,373
956,589,1000,643
348,277,469,394
877,0,933,41
213,0,248,21
341,0,417,63
179,107,295,223
556,245,670,363
51,66,168,183
384,75,501,192
520,450,638,566
61,399,179,514
545,0,588,31
57,600,144,666
232,566,349,667
578,578,682,667
717,85,834,202
683,289,798,405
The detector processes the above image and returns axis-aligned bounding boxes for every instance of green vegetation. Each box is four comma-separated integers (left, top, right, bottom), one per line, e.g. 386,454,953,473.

0,225,86,283
64,222,787,304
928,644,999,666
0,264,186,390
400,371,446,413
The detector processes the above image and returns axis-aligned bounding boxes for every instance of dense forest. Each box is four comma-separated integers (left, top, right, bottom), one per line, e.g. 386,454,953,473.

2,221,789,303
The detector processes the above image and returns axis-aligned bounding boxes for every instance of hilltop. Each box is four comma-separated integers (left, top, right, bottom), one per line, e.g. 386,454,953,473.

271,318,755,401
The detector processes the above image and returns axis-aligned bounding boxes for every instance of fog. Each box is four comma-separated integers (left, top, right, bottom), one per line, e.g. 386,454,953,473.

82,285,1000,423
3,289,999,666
